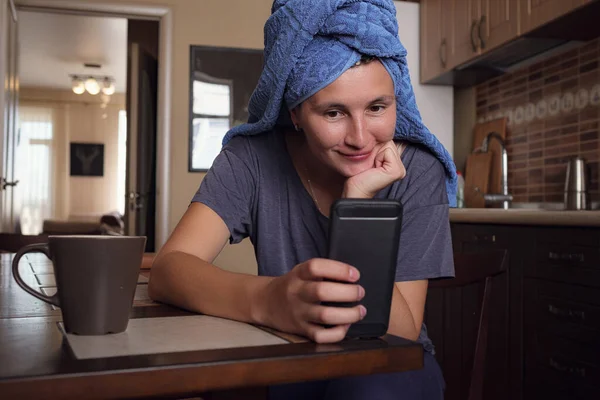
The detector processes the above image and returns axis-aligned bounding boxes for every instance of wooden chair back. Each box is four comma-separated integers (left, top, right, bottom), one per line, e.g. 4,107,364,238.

429,250,508,400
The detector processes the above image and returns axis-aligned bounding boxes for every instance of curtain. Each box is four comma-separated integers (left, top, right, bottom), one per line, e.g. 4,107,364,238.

16,106,55,234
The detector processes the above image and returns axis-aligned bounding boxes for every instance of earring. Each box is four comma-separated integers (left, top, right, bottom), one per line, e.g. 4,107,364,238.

294,124,301,132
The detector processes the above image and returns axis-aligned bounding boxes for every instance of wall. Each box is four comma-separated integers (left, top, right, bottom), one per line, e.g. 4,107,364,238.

19,87,126,221
453,87,476,174
396,1,454,156
16,0,272,274
129,0,270,233
474,38,600,203
67,98,124,220
15,1,444,276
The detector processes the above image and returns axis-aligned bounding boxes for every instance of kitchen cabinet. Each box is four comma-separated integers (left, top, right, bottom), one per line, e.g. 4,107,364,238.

428,223,600,400
420,0,450,82
448,0,481,70
448,0,519,65
420,0,519,83
480,0,519,51
522,227,600,399
419,0,595,84
523,280,600,399
520,0,587,34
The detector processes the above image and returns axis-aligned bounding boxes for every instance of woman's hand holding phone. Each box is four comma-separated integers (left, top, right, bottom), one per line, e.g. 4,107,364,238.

258,258,366,343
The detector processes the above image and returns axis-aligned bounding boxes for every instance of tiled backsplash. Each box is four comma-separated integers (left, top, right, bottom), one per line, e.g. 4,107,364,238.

475,38,600,203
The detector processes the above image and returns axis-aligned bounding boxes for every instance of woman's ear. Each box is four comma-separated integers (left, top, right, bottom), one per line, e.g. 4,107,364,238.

290,105,301,129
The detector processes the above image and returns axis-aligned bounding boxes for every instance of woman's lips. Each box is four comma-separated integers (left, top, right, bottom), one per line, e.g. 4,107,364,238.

340,151,372,162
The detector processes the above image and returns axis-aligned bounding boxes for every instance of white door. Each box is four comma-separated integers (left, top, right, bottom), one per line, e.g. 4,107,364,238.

0,0,20,233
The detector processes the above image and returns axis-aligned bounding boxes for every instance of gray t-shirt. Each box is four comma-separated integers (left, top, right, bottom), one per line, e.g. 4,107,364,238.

192,130,454,353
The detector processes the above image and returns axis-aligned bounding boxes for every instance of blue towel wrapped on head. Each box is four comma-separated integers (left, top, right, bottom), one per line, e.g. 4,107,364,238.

222,0,457,206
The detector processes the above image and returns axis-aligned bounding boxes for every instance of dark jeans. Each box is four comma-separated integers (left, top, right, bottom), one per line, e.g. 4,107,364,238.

268,352,444,400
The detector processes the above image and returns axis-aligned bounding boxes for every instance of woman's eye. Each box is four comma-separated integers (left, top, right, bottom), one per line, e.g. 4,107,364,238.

370,105,385,113
325,110,341,118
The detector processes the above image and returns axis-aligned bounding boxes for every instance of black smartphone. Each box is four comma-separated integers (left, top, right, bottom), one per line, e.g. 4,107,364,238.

325,198,403,339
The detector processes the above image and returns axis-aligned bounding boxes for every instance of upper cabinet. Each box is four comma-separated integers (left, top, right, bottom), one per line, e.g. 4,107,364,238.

448,0,482,69
420,0,449,83
420,0,519,83
520,0,587,33
481,0,519,51
447,0,519,65
420,0,597,85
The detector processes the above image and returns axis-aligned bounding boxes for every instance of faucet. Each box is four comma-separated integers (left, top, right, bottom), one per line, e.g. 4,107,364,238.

478,131,513,210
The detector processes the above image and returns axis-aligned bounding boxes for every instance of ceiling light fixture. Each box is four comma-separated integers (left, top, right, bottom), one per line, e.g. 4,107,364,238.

84,77,101,95
101,78,115,95
70,74,116,96
71,77,85,95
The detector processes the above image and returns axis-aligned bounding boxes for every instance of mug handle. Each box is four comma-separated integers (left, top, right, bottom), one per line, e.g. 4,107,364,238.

12,243,60,307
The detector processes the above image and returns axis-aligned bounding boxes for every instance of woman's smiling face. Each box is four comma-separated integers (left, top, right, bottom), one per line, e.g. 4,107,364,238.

290,59,397,178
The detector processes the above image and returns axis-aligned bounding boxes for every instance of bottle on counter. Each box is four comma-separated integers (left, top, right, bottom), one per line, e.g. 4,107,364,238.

456,171,465,208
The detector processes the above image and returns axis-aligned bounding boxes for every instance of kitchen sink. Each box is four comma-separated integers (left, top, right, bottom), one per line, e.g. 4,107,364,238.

479,202,600,211
508,202,565,211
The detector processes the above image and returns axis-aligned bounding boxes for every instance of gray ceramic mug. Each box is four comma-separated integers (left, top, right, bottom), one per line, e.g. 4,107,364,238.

12,235,146,335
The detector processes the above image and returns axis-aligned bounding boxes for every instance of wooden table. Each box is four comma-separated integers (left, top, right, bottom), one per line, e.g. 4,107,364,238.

0,253,423,400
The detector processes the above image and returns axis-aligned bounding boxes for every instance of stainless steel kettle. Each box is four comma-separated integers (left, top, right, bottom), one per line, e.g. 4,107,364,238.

564,156,589,210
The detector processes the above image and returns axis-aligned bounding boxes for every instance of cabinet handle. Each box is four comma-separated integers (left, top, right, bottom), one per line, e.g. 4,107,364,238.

548,251,585,263
439,38,447,68
470,20,479,52
549,357,586,378
478,15,487,50
472,234,496,243
548,304,585,321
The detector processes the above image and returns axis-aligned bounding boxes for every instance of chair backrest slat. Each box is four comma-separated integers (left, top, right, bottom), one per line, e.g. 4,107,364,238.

429,251,507,289
428,250,508,400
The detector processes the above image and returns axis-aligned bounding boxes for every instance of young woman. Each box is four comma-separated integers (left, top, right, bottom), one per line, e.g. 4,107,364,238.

149,1,456,398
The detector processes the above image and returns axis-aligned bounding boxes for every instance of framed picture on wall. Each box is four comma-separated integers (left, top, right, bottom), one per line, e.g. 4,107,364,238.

188,45,264,172
70,142,104,177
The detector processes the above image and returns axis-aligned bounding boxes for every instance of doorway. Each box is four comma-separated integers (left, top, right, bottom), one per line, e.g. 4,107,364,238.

126,19,159,251
0,3,161,252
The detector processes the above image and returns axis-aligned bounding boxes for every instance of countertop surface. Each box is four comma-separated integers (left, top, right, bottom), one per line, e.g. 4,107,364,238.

449,208,600,227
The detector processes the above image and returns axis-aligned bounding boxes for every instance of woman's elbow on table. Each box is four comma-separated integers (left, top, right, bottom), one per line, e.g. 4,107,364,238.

147,251,200,304
147,251,173,303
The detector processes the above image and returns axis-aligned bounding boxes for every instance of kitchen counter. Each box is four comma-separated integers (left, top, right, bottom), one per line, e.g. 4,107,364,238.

450,208,600,227
448,221,600,399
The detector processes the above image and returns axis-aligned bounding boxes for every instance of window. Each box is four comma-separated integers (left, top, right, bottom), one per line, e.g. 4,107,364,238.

189,72,233,171
188,46,264,172
17,107,54,234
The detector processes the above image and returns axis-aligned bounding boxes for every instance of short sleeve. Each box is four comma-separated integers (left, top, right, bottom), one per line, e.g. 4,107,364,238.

393,149,455,281
191,138,256,244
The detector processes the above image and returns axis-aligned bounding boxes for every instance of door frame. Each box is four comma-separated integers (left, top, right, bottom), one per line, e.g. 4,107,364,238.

0,0,19,232
13,0,172,249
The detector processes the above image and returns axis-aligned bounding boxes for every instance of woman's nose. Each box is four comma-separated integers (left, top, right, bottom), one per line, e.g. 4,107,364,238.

344,116,367,149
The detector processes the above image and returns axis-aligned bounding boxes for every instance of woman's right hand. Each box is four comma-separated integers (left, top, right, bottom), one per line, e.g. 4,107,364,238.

258,258,367,343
